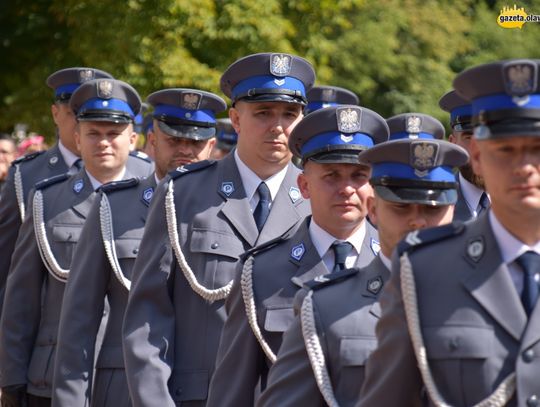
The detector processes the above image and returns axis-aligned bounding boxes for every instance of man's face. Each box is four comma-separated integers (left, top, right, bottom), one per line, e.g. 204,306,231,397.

0,139,16,180
230,101,303,169
75,121,136,180
449,130,485,188
368,195,454,257
298,162,373,238
150,122,216,179
471,136,540,217
51,102,78,153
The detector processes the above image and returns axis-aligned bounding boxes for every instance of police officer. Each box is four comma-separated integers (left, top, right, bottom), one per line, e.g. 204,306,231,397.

207,105,387,406
52,88,224,407
304,85,359,115
122,52,315,406
358,59,540,406
258,134,468,407
211,118,238,160
440,90,490,221
0,78,141,407
0,67,113,317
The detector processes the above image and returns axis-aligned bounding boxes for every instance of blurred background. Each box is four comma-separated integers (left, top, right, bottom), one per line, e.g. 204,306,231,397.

1,0,540,145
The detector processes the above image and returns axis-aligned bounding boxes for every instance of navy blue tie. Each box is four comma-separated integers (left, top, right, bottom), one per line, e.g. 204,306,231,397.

476,192,489,216
74,158,83,171
516,251,540,317
332,241,353,273
253,182,271,232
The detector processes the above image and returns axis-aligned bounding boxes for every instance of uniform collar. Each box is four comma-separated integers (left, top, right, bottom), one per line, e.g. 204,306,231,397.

233,149,288,203
379,252,392,271
459,172,488,216
58,140,80,169
85,167,127,191
308,218,366,260
489,210,540,265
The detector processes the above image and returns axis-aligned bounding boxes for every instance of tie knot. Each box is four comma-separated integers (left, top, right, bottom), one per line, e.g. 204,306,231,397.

257,182,271,203
332,241,353,272
73,158,83,170
517,251,540,276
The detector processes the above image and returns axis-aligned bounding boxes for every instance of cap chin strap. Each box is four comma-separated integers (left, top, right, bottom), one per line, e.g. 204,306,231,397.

165,180,233,302
400,251,516,407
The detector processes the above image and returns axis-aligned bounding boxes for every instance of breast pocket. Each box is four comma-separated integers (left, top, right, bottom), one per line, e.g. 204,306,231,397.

188,228,245,287
51,224,83,268
423,325,494,405
113,238,140,280
264,306,295,333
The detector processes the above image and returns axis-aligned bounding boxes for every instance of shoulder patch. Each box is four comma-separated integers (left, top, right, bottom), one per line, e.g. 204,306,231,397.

35,173,70,190
397,221,465,255
99,178,139,193
11,150,45,165
129,150,152,163
302,268,360,291
168,159,217,180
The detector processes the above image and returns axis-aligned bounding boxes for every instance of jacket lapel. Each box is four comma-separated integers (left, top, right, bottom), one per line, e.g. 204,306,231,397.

257,163,305,245
218,154,258,246
453,179,473,222
461,216,526,342
70,171,96,219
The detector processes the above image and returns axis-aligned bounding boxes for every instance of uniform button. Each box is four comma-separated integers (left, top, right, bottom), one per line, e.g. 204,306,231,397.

176,388,182,396
211,243,219,249
132,248,139,254
527,395,539,407
448,338,460,351
523,349,535,363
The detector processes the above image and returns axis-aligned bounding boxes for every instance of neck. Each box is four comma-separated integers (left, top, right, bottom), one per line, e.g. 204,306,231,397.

492,204,540,245
318,220,364,241
237,150,289,180
87,168,124,186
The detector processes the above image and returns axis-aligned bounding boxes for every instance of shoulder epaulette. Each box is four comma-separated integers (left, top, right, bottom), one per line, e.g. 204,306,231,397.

11,151,45,165
168,159,217,180
397,221,465,255
302,268,361,291
129,150,152,163
35,173,70,190
99,178,139,193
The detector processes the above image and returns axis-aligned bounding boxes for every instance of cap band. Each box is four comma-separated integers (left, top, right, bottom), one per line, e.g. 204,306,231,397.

372,163,456,182
472,93,540,115
231,75,306,101
218,132,237,143
389,132,436,141
450,105,472,124
305,101,338,113
55,83,80,97
300,131,374,157
154,105,216,124
78,98,135,118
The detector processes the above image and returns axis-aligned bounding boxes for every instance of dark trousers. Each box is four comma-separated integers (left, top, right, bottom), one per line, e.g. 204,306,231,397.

27,395,50,407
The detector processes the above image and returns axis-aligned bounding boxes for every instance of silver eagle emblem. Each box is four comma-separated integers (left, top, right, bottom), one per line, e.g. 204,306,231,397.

181,92,201,110
270,54,291,77
97,80,113,99
337,107,362,133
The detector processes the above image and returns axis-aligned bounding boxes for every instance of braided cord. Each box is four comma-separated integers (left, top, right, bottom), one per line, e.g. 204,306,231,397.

14,164,25,221
400,252,516,407
300,290,339,407
240,255,277,363
99,194,131,290
165,180,232,302
33,190,69,282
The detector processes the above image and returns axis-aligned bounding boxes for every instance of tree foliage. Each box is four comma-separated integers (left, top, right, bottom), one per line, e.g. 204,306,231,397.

1,0,540,138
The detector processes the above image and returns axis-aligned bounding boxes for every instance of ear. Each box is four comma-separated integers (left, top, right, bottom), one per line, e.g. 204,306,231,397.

469,137,483,177
297,171,310,199
74,125,82,152
51,104,59,126
229,107,241,135
448,133,456,143
367,195,378,226
207,137,217,151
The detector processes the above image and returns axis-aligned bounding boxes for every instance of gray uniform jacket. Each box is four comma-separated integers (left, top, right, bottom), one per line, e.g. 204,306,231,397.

257,256,389,407
358,214,540,407
0,169,108,398
207,217,379,407
0,145,152,319
53,176,156,407
453,180,474,222
122,155,310,407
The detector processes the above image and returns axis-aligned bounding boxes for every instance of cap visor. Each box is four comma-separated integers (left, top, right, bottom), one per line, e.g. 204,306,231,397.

157,121,216,140
237,93,306,105
374,185,457,206
77,113,132,124
307,150,367,165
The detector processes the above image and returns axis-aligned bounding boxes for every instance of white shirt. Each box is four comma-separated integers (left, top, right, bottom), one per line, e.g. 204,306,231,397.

234,150,288,212
58,141,80,172
459,173,489,217
309,219,366,272
85,168,126,191
490,211,540,294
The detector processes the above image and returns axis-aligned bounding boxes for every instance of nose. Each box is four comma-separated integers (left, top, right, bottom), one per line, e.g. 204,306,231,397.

408,209,428,230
